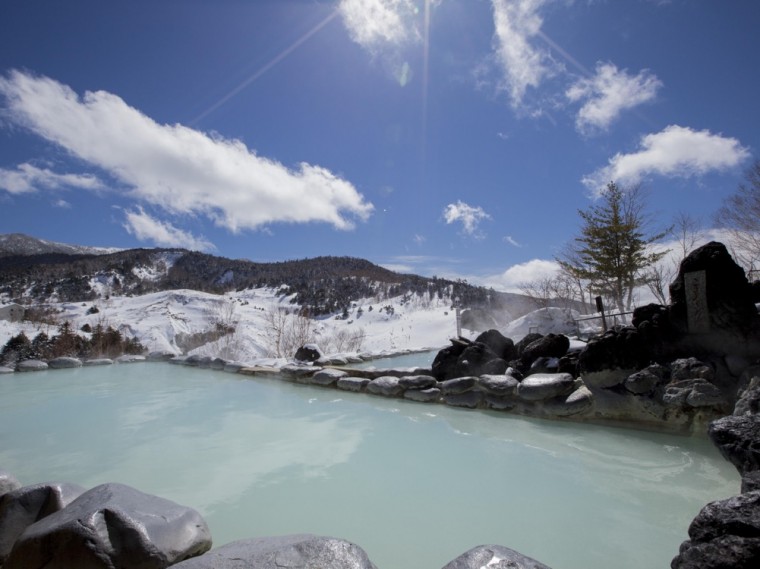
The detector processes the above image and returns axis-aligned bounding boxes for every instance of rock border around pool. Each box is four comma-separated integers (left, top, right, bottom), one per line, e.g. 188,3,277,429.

4,353,759,567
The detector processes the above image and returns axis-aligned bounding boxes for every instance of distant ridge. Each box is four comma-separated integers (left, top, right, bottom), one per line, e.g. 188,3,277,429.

0,233,121,258
0,233,577,323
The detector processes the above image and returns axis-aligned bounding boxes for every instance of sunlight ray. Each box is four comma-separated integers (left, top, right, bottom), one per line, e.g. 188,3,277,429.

191,10,340,125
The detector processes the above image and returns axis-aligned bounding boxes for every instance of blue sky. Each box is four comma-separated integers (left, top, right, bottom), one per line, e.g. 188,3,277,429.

1,0,758,291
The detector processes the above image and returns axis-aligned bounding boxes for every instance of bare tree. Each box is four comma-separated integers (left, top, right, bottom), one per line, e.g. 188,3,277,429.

263,306,315,358
715,159,760,271
646,212,705,304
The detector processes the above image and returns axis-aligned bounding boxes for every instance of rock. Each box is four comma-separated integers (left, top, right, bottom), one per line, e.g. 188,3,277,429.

515,333,543,357
484,395,517,411
671,491,760,569
439,376,477,395
444,391,484,408
517,373,576,402
223,361,246,373
663,379,726,409
336,377,370,392
0,366,14,374
398,375,437,390
709,414,760,475
280,364,318,380
0,482,86,566
735,376,760,416
544,385,594,417
578,326,654,381
743,471,760,493
115,354,146,363
15,359,48,372
171,534,377,569
197,356,213,368
366,376,404,397
474,329,517,361
404,387,441,403
294,344,323,363
442,544,552,569
521,333,570,365
582,368,632,390
456,343,505,378
431,342,467,381
478,374,518,396
210,357,227,370
624,364,668,395
147,351,176,362
669,241,759,336
47,357,82,369
83,358,113,366
170,356,189,365
529,357,560,374
671,357,715,381
309,368,347,386
6,482,212,569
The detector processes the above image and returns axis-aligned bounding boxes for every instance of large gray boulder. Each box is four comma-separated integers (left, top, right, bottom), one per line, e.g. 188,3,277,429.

478,374,519,397
709,414,760,475
671,491,760,569
544,385,594,417
5,482,212,569
336,377,370,392
398,375,437,390
442,544,552,569
735,376,760,416
0,482,86,566
624,364,668,395
366,376,404,397
404,387,441,403
309,368,347,386
662,379,727,410
516,373,575,402
15,359,48,372
439,376,477,395
47,357,82,369
172,534,377,569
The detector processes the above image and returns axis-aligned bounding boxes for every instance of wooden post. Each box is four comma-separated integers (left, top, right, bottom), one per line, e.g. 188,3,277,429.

595,296,608,332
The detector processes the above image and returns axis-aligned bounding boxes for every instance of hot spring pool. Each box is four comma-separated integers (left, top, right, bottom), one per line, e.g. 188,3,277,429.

0,363,739,569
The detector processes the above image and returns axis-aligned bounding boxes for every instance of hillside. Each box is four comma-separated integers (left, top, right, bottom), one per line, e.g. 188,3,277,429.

0,234,557,322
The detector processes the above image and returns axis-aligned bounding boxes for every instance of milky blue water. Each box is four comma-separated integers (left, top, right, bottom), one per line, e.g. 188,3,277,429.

0,363,739,569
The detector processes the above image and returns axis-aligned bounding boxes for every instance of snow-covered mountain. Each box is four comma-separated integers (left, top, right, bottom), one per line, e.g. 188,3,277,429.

0,233,121,257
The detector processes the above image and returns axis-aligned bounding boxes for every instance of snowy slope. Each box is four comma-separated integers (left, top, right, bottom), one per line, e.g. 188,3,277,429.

1,289,597,365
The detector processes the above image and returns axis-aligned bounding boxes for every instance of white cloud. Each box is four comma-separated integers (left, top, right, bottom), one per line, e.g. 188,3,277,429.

338,0,419,50
503,235,522,247
53,199,71,209
123,208,215,252
0,70,373,231
484,258,561,292
567,62,662,134
443,200,492,237
0,162,104,194
413,233,426,245
582,125,750,194
490,0,556,108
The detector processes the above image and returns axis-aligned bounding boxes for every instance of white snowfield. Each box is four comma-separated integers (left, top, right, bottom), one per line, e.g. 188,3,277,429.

0,288,593,365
